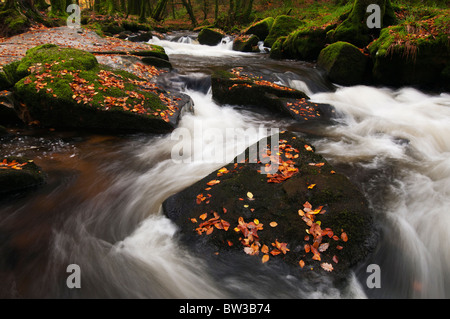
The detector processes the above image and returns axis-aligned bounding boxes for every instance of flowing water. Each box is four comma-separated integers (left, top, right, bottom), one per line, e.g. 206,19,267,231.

1,32,449,299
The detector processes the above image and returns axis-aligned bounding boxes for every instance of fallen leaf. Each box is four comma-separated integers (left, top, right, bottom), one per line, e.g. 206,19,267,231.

299,260,305,268
262,254,269,263
321,262,334,272
269,221,278,227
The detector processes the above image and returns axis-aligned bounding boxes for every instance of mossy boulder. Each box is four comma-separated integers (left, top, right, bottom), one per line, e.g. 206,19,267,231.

368,18,450,90
12,44,191,133
0,61,20,90
270,26,330,61
327,0,397,48
242,17,275,41
317,41,370,86
163,131,375,278
0,157,45,196
232,34,260,53
264,15,304,48
198,28,226,46
211,69,335,124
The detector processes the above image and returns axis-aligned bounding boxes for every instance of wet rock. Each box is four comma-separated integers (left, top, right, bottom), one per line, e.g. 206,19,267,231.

127,31,154,43
211,68,335,124
198,28,226,46
0,157,45,196
163,131,375,279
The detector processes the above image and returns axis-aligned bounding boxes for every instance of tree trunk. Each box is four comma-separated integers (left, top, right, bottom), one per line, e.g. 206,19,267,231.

181,0,197,26
152,0,168,21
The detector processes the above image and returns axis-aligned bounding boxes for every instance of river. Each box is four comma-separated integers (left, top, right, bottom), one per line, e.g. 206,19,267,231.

1,31,449,299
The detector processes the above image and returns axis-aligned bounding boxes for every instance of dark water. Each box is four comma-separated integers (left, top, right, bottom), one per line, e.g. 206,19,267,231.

1,32,450,298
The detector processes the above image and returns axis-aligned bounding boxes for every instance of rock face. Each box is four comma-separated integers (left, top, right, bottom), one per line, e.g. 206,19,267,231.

264,15,304,48
317,41,370,86
10,44,191,133
198,28,226,46
0,157,45,196
163,131,375,278
211,68,335,124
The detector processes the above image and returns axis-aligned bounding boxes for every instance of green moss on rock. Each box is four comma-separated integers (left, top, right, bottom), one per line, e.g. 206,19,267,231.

328,0,397,47
271,26,330,61
243,17,274,41
12,44,186,133
368,18,450,90
232,34,260,52
317,41,369,86
264,15,304,48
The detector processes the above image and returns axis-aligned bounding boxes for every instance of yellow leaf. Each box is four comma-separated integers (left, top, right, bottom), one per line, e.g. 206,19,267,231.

247,192,254,199
308,184,316,189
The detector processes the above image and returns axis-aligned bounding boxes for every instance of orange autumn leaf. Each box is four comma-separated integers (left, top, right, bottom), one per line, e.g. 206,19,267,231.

269,221,278,227
261,244,269,254
299,260,305,268
341,232,348,242
262,254,269,263
199,213,207,220
207,179,221,186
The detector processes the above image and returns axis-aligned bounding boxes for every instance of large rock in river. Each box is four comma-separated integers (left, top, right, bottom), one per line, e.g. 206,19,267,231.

163,131,375,278
211,68,336,124
0,156,45,196
198,28,226,46
11,44,191,133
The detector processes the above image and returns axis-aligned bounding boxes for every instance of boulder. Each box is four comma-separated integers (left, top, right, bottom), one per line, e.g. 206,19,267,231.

368,19,450,90
12,44,191,133
163,131,375,278
242,17,274,41
198,28,226,46
264,15,304,48
232,34,260,52
211,68,335,124
317,41,370,86
327,0,397,48
0,157,45,196
270,26,331,61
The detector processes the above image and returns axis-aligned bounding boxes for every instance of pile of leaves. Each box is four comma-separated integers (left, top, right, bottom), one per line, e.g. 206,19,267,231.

0,158,28,170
